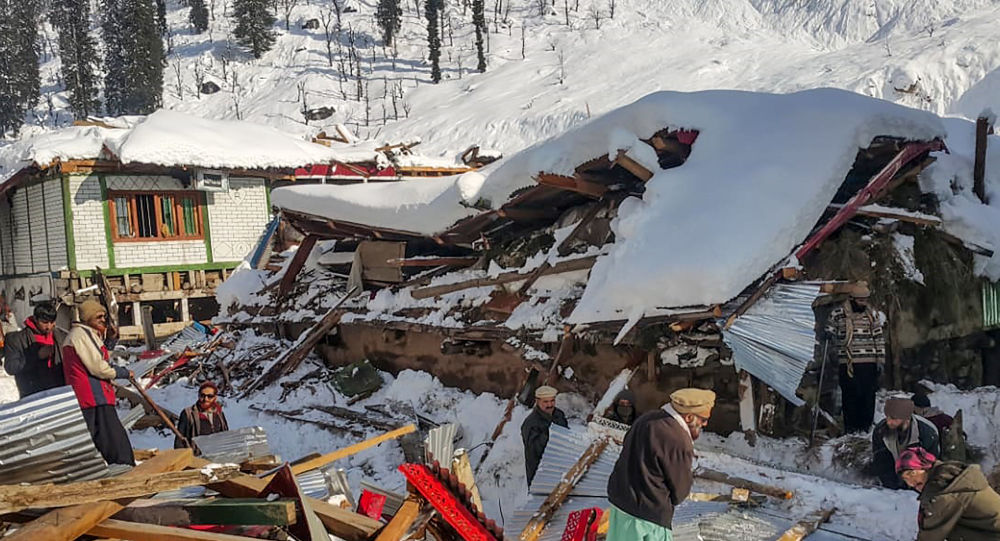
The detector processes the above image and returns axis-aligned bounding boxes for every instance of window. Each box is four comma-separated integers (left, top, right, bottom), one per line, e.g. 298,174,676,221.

108,191,204,242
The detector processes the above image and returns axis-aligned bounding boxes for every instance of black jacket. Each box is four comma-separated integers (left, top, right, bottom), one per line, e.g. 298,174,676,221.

605,389,638,425
521,406,568,486
872,414,940,489
2,320,64,398
175,404,229,450
607,408,694,529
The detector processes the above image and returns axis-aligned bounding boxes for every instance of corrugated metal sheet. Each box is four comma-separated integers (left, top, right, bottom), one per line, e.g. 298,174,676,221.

296,466,355,507
424,422,457,464
193,426,271,463
984,281,1000,329
119,403,146,430
529,425,620,497
359,481,405,518
159,322,213,352
0,386,110,484
722,282,824,406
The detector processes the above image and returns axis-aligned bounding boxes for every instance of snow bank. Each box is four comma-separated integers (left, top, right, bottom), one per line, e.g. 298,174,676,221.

112,109,376,170
0,125,125,185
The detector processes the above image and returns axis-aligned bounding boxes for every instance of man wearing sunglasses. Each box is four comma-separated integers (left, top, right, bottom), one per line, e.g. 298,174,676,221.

175,381,229,450
63,299,135,466
606,387,716,541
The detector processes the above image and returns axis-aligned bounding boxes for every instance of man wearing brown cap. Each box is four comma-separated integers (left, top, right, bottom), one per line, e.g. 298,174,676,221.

521,385,569,486
63,299,135,465
871,397,939,489
606,388,715,540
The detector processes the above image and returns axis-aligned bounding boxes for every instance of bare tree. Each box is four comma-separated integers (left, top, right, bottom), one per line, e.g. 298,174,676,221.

521,20,525,59
607,0,615,18
563,0,569,25
319,7,337,66
278,0,298,30
588,3,601,28
557,47,565,84
172,61,184,99
192,63,206,99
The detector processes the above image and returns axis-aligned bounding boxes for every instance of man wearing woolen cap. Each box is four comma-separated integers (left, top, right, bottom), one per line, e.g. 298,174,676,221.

606,388,716,540
520,385,569,487
872,396,939,490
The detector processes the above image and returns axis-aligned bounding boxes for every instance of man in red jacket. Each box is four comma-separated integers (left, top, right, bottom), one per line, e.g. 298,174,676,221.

62,299,135,466
3,302,63,397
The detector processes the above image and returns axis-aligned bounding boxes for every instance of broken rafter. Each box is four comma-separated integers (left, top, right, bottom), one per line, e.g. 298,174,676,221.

535,173,608,199
612,149,654,182
375,498,421,540
386,256,479,268
496,207,559,222
266,424,417,481
776,508,836,541
277,235,318,299
409,255,597,300
90,519,266,541
113,498,298,527
828,204,942,227
694,467,794,500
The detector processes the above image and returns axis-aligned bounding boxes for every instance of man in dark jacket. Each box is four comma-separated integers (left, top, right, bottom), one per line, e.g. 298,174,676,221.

604,389,638,426
896,447,1000,540
606,388,716,540
521,385,568,487
872,397,939,489
63,299,135,466
175,381,230,450
2,302,63,398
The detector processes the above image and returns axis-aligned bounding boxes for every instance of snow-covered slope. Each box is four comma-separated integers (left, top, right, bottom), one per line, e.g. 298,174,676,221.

12,0,1000,159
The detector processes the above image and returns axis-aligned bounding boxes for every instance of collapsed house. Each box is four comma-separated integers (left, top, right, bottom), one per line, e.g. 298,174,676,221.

0,112,482,341
224,88,1000,440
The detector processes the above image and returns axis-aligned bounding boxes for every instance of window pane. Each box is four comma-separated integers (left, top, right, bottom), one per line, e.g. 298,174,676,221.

136,194,157,237
160,196,175,237
114,197,132,237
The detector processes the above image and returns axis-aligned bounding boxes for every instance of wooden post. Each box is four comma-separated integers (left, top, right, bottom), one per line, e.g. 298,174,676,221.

180,298,190,322
974,116,990,204
375,498,421,541
738,370,757,446
141,305,155,350
278,235,318,299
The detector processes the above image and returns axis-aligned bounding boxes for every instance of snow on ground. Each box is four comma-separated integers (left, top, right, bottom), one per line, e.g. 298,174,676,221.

0,368,19,406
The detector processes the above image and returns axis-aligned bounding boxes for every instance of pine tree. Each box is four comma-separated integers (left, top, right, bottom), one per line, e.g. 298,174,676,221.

376,0,402,47
0,0,41,136
232,0,277,59
472,0,486,72
155,0,167,35
424,0,441,83
51,0,101,118
189,0,209,32
103,0,165,115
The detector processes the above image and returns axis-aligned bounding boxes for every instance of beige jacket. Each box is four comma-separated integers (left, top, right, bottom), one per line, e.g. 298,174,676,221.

63,323,117,380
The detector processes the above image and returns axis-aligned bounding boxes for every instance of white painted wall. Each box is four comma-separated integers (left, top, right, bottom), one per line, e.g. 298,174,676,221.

206,177,270,262
0,178,68,275
114,240,207,267
68,174,110,270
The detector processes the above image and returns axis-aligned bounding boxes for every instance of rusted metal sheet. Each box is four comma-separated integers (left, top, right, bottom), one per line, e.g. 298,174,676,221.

0,386,110,484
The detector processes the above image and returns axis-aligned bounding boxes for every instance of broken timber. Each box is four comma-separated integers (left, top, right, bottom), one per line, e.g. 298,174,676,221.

519,437,610,541
89,518,266,541
410,255,597,300
613,149,654,181
694,467,794,500
6,448,194,541
188,457,381,541
535,173,608,198
387,256,480,268
114,498,297,526
0,466,240,515
827,204,942,227
264,424,417,481
375,498,422,541
278,234,318,298
776,508,836,541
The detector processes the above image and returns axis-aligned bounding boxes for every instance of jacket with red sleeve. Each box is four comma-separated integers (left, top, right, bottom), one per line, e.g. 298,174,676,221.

61,323,128,409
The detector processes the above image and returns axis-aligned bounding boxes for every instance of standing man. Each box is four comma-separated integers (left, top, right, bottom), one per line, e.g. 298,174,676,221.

872,397,939,489
826,290,885,433
3,302,63,397
175,381,230,450
606,388,716,540
62,299,135,466
521,385,568,487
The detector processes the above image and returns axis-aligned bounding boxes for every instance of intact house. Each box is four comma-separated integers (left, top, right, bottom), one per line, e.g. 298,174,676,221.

217,89,1000,441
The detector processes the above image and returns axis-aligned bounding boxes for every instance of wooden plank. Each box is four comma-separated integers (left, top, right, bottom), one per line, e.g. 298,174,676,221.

0,465,239,514
738,370,757,444
90,518,267,541
776,508,836,541
188,458,380,541
535,173,608,199
613,149,654,181
694,467,794,500
519,438,609,541
386,256,479,268
269,424,417,481
114,498,297,526
974,116,990,204
7,449,194,541
375,498,421,541
496,207,559,222
827,204,942,226
410,255,597,300
278,234,318,298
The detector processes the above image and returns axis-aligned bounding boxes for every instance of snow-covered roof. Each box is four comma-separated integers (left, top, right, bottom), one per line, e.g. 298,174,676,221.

0,110,382,187
271,88,948,322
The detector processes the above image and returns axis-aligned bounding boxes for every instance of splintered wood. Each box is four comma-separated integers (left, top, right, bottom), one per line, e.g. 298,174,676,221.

519,437,609,541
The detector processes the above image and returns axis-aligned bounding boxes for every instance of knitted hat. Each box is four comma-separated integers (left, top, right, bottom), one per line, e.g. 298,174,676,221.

78,299,107,324
911,393,931,409
670,388,716,417
896,447,937,473
199,381,219,393
535,385,558,400
885,398,915,420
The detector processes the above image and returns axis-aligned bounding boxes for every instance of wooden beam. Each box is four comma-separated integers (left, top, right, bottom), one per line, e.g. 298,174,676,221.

613,149,654,181
535,173,608,199
375,498,421,541
386,256,479,268
0,466,240,515
974,116,990,204
7,449,194,541
519,438,609,541
114,498,297,526
188,458,381,541
776,508,836,541
694,467,794,500
496,207,559,222
278,235,318,298
90,518,267,541
827,204,942,227
410,255,597,300
268,424,417,481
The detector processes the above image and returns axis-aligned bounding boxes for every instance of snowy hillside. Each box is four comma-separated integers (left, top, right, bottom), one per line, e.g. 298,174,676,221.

16,0,1000,158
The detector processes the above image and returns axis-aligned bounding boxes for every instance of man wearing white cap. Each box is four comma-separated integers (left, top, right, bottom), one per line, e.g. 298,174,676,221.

520,385,569,486
606,388,716,540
